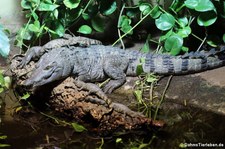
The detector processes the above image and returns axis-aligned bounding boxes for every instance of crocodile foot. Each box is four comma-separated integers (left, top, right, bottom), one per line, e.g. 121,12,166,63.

73,79,112,106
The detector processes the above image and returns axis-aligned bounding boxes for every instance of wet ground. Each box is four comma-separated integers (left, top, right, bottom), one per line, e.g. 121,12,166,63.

1,91,225,149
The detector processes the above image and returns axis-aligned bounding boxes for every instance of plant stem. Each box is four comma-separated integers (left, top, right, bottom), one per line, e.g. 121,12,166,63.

153,75,173,120
112,6,158,46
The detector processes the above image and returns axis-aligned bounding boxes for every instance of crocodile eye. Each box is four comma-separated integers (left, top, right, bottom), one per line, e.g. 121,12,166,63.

44,65,53,70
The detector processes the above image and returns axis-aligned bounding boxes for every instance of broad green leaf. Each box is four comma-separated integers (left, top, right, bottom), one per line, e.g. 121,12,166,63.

28,21,40,33
136,64,144,75
71,122,87,132
197,11,217,26
82,13,90,20
77,25,92,34
165,35,183,55
63,0,81,9
53,9,59,19
118,15,133,35
21,0,33,9
139,3,151,16
184,0,199,9
100,1,117,16
53,21,65,37
0,29,10,58
141,41,150,53
177,26,191,38
18,27,33,40
91,15,105,32
150,5,162,19
178,17,188,28
195,0,215,12
159,29,173,41
185,0,215,12
38,2,59,11
155,13,175,31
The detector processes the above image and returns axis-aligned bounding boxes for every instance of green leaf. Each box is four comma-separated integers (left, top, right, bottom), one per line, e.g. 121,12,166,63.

141,41,150,53
136,64,144,75
0,28,10,58
185,0,215,12
181,46,189,52
0,87,4,93
178,17,188,28
100,0,117,16
159,29,173,41
126,8,139,18
150,5,162,19
206,35,220,47
0,74,4,85
133,89,143,104
52,21,65,37
195,0,215,12
21,0,33,9
118,15,133,35
223,34,225,43
28,20,41,33
0,135,7,139
184,0,199,9
197,10,217,26
177,26,192,38
116,138,123,143
155,13,175,31
146,75,158,83
0,144,10,147
63,0,81,9
4,76,11,89
139,3,151,16
71,122,87,132
91,15,105,32
77,25,92,34
164,35,183,55
38,2,59,11
21,92,30,100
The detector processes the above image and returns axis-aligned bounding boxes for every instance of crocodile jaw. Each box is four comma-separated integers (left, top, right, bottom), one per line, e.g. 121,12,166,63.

23,64,63,88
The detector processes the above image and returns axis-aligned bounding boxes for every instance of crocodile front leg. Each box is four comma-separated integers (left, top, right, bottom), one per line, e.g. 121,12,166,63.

17,46,43,68
102,56,128,93
74,79,112,106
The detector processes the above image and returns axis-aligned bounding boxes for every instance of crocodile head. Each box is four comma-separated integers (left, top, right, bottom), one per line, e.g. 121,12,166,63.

23,51,72,88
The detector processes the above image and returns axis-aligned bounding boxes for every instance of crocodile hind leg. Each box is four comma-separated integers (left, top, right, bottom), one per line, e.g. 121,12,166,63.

74,79,112,106
102,56,128,93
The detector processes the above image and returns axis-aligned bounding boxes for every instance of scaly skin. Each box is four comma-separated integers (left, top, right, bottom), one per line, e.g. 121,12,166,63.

18,36,102,68
22,44,225,114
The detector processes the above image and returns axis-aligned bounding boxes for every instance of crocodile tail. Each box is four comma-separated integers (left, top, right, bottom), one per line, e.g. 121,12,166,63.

142,45,225,75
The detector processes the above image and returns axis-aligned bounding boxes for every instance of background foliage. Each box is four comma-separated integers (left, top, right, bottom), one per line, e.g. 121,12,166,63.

17,0,225,54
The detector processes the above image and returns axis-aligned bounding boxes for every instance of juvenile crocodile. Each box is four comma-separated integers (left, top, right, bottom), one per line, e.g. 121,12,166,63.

22,45,225,105
18,36,102,68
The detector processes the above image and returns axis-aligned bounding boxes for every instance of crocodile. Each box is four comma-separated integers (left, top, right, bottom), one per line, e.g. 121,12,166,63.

22,44,225,102
17,36,102,68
